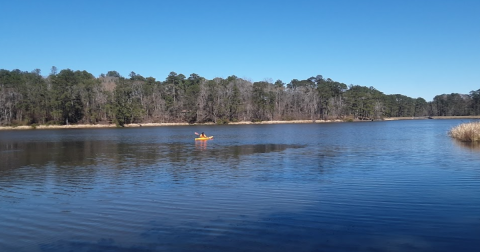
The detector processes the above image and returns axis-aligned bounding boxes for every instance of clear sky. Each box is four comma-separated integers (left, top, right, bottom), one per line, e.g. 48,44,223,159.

1,0,478,101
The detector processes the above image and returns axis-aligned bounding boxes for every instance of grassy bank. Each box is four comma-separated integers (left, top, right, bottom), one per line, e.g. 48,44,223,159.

449,122,480,142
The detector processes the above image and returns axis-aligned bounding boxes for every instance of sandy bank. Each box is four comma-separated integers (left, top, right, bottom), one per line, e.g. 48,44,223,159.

0,122,190,130
383,116,480,121
227,120,343,125
0,120,344,130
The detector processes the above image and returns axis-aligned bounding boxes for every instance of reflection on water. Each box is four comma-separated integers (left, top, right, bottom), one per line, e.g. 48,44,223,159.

1,121,480,252
195,139,208,150
1,139,304,173
453,139,480,152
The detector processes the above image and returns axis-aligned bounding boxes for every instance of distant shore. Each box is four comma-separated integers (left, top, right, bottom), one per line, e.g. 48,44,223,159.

1,116,480,131
0,120,342,130
383,116,480,121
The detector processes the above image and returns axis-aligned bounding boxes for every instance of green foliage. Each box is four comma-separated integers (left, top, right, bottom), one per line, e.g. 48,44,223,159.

112,78,143,126
344,85,385,120
50,69,85,124
106,71,121,78
229,84,241,121
470,89,480,115
216,118,230,125
432,93,472,116
252,81,275,121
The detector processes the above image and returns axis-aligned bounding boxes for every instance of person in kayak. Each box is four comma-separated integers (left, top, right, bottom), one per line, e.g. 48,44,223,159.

199,132,207,138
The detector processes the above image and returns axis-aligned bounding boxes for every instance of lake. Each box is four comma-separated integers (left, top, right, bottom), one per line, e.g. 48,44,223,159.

1,120,479,252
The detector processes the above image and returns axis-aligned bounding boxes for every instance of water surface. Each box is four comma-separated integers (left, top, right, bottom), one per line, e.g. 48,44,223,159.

1,120,479,251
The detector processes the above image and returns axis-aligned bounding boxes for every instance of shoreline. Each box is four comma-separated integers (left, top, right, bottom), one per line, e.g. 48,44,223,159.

383,116,480,121
1,116,480,131
0,120,343,130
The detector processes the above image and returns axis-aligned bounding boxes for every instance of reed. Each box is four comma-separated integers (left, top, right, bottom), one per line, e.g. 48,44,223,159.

449,121,480,142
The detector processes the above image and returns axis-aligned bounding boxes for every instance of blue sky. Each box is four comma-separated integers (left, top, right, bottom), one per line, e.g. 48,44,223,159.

1,0,478,101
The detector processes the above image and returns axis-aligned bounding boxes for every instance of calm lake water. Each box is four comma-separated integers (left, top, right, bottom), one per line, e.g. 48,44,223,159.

1,120,479,252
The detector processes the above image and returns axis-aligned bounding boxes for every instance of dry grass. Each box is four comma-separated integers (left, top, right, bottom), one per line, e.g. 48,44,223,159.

449,122,480,142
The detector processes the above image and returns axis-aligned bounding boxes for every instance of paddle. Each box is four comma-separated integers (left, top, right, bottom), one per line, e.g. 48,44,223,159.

195,132,199,135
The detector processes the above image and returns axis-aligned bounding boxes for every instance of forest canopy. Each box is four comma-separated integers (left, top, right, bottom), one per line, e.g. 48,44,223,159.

0,68,479,126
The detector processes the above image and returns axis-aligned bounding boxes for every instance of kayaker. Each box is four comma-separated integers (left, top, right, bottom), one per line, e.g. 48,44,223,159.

199,132,207,138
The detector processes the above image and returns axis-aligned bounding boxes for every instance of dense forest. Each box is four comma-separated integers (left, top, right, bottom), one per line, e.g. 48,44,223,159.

1,68,479,126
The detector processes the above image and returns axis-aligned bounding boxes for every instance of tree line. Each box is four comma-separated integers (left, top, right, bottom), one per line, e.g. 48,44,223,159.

1,68,479,126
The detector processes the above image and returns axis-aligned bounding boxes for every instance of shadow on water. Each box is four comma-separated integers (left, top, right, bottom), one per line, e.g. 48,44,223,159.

206,144,304,159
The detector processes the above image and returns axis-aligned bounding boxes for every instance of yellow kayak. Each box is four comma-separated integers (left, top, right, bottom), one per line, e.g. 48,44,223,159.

195,136,213,141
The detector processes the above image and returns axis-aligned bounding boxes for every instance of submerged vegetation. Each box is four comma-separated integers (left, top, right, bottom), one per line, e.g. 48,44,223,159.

1,67,480,127
449,122,480,142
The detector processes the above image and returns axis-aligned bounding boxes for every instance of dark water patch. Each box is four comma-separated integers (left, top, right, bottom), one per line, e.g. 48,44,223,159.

226,144,304,155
